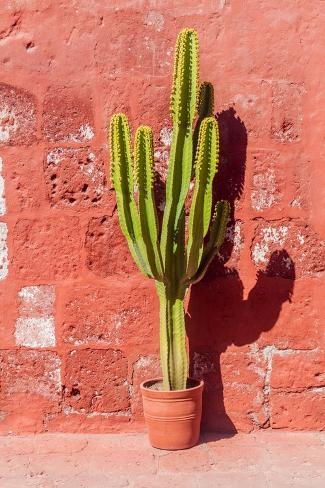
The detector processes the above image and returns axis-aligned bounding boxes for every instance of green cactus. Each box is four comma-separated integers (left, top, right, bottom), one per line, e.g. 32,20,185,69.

109,28,230,391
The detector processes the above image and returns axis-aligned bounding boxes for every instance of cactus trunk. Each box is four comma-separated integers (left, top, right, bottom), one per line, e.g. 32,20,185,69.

109,28,230,390
156,282,188,390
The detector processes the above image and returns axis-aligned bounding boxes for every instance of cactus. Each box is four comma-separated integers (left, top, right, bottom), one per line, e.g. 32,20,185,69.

109,28,229,391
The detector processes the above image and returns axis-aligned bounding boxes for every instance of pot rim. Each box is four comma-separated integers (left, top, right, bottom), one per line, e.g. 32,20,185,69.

140,377,204,393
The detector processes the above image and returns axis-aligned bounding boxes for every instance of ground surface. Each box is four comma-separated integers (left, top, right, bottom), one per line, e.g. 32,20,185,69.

0,432,324,487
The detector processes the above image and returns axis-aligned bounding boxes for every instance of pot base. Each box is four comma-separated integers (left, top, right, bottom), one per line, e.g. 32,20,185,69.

140,378,204,450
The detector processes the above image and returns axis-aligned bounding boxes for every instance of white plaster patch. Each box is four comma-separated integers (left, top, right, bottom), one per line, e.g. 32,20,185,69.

0,106,18,142
290,197,302,208
133,355,161,394
113,308,140,330
45,365,62,394
145,11,164,32
18,285,55,316
15,317,55,348
283,255,293,270
262,225,288,244
15,284,56,347
252,241,269,265
296,232,305,245
160,127,172,146
0,156,6,216
251,169,276,211
134,355,156,369
79,151,104,196
252,225,289,265
47,148,65,165
68,123,94,142
0,222,8,280
225,220,243,254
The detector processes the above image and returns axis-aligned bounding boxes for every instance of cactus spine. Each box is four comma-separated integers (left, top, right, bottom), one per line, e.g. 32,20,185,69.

109,28,230,391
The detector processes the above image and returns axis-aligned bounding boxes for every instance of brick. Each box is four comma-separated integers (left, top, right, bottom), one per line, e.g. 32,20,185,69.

0,221,8,280
250,150,285,212
251,220,325,278
3,149,48,212
60,281,158,349
192,351,265,391
131,355,161,415
130,79,170,134
256,277,323,350
271,82,304,142
217,80,271,140
63,349,129,413
0,350,61,400
85,213,139,277
95,12,155,77
192,351,268,432
101,77,170,142
42,87,94,143
44,147,111,209
12,216,81,280
270,351,325,391
270,390,325,430
290,154,312,210
0,83,37,146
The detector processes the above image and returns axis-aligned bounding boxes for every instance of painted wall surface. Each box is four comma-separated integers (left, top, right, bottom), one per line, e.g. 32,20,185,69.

0,0,324,434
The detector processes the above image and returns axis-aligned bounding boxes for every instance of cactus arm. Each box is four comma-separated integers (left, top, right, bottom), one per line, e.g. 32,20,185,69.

189,200,230,284
110,114,151,277
161,28,199,284
186,117,219,279
135,126,163,280
170,29,199,128
192,82,214,169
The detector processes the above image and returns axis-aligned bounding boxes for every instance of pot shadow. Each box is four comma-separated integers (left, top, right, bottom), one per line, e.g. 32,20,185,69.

185,107,296,438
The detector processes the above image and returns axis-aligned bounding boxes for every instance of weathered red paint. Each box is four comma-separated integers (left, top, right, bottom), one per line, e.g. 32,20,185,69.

0,0,324,434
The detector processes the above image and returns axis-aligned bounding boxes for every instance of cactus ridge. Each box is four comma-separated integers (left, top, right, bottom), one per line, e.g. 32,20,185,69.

109,29,229,390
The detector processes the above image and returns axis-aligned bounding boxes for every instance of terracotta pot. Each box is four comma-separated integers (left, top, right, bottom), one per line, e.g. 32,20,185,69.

140,377,204,450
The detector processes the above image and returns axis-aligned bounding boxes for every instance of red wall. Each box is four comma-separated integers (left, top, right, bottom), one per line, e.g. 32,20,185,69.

0,0,324,434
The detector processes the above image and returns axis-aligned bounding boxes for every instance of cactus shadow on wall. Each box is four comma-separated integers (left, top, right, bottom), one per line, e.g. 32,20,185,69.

186,108,296,435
